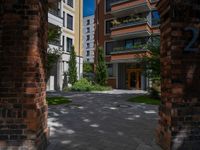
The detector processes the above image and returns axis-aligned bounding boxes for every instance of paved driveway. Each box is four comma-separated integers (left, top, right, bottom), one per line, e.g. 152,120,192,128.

47,91,161,150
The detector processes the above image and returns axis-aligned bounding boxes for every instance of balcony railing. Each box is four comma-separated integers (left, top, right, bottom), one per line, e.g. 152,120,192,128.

48,40,62,47
111,45,146,54
111,17,147,30
49,9,62,18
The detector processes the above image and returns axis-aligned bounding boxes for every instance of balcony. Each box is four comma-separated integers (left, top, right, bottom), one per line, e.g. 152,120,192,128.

111,19,151,39
111,0,151,17
111,45,146,55
48,9,63,27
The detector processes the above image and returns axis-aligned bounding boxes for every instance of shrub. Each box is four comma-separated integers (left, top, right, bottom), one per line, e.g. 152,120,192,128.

71,78,112,92
71,78,93,91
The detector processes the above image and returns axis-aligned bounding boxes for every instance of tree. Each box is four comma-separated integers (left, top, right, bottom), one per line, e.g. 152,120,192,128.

68,46,77,85
96,47,108,86
47,27,62,80
143,37,160,80
83,62,93,73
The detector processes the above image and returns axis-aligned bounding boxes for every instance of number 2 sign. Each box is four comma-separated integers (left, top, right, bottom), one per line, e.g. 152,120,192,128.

184,27,199,52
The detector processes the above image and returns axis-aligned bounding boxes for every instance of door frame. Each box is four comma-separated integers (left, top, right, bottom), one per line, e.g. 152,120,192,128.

127,69,142,90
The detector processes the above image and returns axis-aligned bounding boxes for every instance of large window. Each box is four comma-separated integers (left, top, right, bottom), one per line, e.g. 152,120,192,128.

86,35,90,41
62,36,65,51
63,12,65,27
152,10,160,26
67,37,73,52
105,20,113,34
105,41,114,55
67,0,73,8
87,51,90,56
125,40,134,49
67,14,73,30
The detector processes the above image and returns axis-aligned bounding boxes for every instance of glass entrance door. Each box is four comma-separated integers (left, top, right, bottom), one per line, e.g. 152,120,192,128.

128,69,141,90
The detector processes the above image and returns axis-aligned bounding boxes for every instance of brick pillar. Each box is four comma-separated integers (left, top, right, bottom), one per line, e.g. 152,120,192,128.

156,0,200,149
0,0,48,149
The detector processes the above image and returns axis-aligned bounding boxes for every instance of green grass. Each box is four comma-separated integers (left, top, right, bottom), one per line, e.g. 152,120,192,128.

128,95,160,105
47,97,72,105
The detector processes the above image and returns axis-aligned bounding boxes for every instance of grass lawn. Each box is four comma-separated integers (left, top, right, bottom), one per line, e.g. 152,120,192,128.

128,95,160,105
47,97,72,105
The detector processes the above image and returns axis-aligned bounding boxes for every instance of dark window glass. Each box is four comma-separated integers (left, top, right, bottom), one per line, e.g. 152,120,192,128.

125,40,133,49
87,19,90,25
67,0,73,7
87,35,90,41
106,20,113,34
67,14,73,30
87,51,90,56
87,43,90,48
152,10,160,26
105,41,114,55
87,27,90,33
63,12,65,27
107,64,113,77
62,36,65,51
67,37,73,52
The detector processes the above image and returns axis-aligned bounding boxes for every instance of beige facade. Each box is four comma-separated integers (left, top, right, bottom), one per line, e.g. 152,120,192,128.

47,0,83,91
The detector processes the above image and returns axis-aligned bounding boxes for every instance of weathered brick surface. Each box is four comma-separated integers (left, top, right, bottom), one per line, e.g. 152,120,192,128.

156,0,200,149
0,0,48,149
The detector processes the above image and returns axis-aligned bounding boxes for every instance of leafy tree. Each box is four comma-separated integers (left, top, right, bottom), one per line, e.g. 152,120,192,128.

47,27,62,80
83,62,93,73
143,37,160,80
96,47,108,86
68,46,77,85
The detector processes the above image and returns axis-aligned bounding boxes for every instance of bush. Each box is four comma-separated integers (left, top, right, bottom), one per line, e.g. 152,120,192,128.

71,78,92,91
71,78,112,92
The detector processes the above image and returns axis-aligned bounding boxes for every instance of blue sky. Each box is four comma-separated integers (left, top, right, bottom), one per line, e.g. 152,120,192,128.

83,0,95,17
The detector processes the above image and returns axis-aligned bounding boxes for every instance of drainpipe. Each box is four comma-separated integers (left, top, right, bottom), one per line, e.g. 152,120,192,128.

78,0,81,79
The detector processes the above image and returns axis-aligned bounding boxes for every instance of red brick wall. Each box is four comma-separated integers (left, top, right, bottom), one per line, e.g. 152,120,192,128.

0,0,48,149
156,0,200,149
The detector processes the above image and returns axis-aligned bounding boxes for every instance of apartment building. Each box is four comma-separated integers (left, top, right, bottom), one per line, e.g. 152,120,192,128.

83,15,95,63
95,0,160,90
47,0,83,91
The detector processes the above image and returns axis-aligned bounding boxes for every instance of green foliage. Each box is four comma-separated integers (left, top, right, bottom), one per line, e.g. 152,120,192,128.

96,47,108,86
71,78,112,92
143,37,160,80
48,27,61,43
83,62,93,73
47,27,62,80
128,95,160,105
71,78,93,91
68,46,77,85
47,97,71,105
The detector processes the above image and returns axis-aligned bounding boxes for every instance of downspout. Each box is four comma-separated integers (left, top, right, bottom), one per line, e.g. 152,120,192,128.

78,0,81,79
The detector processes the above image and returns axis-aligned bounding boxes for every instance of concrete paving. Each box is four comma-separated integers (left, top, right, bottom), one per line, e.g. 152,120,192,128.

47,91,161,150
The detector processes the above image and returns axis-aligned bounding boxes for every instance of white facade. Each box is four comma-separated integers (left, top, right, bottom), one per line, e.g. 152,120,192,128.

47,0,83,91
83,15,95,63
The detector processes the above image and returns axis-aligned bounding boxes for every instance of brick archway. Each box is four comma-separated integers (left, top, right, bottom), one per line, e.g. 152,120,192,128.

0,0,49,149
156,0,200,149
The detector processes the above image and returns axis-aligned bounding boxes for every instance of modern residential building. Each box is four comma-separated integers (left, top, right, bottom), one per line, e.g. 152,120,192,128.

83,15,95,63
47,0,83,91
95,0,160,90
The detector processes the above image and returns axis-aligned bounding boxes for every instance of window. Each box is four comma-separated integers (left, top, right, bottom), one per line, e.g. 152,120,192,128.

67,14,73,30
107,64,113,77
87,58,90,62
152,10,160,26
62,36,65,51
106,20,113,34
86,35,90,41
105,41,114,55
67,37,73,52
63,12,65,27
87,27,90,33
67,0,73,8
125,40,133,49
87,19,90,25
87,51,90,56
87,43,90,48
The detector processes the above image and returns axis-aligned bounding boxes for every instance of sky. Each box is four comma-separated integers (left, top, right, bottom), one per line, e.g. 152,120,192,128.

83,0,95,17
